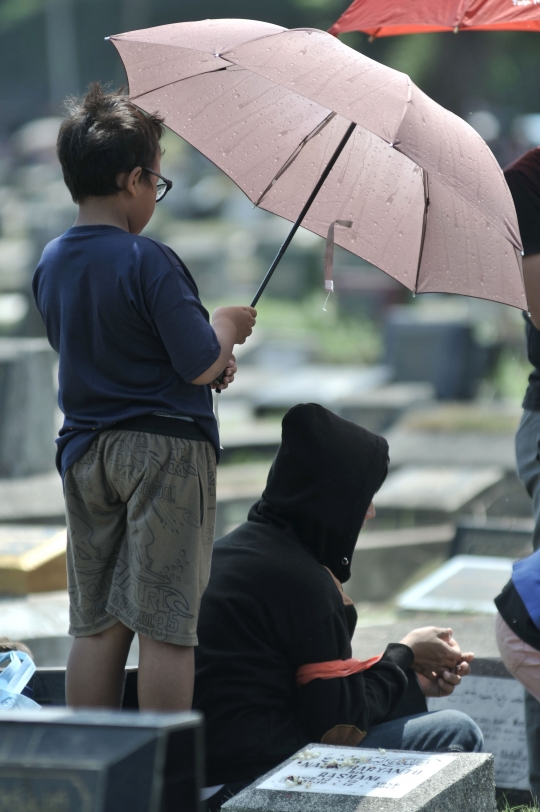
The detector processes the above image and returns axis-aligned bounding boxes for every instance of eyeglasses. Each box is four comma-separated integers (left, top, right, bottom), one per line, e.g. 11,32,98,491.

142,167,173,202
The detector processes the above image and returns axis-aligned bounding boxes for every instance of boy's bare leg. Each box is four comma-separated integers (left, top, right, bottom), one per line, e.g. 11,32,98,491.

137,635,194,712
66,620,134,708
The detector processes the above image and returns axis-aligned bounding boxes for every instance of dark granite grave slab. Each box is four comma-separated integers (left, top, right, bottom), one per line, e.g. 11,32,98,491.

450,518,533,560
0,708,204,812
222,746,495,812
29,667,66,706
27,666,140,709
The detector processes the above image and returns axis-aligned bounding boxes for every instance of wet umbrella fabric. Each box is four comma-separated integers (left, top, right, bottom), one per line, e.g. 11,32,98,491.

110,19,526,309
329,0,540,38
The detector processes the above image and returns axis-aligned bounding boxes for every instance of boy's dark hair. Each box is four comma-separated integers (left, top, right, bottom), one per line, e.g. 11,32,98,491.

57,83,165,203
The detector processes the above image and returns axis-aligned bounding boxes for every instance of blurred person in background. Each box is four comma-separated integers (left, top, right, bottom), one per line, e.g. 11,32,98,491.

504,148,540,802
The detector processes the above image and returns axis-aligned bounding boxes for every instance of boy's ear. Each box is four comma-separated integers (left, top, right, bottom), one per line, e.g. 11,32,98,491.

118,166,142,197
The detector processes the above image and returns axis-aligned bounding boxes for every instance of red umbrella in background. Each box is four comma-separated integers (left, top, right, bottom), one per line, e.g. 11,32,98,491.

329,0,540,39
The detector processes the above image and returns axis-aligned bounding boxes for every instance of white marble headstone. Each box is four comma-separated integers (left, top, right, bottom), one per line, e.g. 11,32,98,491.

257,747,455,798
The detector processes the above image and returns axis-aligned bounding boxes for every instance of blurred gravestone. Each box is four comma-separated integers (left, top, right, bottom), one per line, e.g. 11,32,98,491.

429,659,530,793
0,338,56,477
396,554,513,614
384,308,493,400
0,709,204,812
450,518,534,559
349,524,454,602
335,265,407,320
0,525,66,595
373,465,506,527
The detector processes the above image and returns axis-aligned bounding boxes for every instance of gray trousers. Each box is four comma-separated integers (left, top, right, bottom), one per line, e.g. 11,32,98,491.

516,409,540,549
515,409,540,800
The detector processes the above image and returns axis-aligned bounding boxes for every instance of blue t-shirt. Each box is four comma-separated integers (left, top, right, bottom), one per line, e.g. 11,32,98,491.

512,548,540,630
33,225,221,478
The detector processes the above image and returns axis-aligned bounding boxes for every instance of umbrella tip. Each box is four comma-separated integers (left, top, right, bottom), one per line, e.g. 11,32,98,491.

453,26,459,33
104,36,111,40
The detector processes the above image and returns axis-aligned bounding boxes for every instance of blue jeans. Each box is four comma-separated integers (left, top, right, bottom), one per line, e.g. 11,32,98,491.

358,709,483,753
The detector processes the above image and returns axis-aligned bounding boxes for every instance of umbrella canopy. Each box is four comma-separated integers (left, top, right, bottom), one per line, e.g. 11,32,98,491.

110,19,526,310
329,0,540,38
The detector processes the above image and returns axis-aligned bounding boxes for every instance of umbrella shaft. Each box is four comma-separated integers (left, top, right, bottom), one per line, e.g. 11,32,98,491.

250,121,356,308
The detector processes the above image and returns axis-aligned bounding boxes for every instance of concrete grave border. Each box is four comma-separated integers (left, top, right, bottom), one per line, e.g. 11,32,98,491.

222,744,495,812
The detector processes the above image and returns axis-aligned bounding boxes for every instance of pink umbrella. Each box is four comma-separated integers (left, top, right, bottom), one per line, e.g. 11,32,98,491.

109,19,526,311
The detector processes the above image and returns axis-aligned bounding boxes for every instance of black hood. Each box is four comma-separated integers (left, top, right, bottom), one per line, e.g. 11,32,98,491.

248,403,389,582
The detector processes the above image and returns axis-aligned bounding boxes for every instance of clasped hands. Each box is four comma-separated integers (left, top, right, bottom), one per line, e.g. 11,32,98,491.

399,627,474,699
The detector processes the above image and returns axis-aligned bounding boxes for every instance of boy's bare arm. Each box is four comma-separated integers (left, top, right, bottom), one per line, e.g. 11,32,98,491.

190,306,256,385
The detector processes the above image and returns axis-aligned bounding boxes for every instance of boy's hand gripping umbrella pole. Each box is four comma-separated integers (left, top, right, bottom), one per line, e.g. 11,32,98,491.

213,121,356,392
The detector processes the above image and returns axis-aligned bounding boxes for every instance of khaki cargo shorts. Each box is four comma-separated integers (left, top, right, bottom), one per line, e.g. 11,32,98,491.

64,430,216,646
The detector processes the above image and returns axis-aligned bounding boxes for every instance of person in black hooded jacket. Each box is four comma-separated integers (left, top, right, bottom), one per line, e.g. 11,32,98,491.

194,404,482,808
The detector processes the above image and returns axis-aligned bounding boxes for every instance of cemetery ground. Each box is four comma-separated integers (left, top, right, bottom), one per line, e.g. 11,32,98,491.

2,389,539,810
0,283,538,808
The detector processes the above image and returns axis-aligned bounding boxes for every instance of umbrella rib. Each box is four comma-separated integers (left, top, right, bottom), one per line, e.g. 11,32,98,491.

394,76,413,141
130,65,232,101
251,121,356,307
254,112,337,207
414,169,430,294
455,0,476,28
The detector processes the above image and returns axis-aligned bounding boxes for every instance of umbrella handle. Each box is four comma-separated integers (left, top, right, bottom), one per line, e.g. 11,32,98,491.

250,120,356,308
214,120,356,393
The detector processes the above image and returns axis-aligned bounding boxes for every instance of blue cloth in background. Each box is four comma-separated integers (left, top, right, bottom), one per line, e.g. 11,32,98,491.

513,548,540,631
33,225,220,477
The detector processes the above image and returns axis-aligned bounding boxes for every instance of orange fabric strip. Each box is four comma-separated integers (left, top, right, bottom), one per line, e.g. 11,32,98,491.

296,654,383,687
